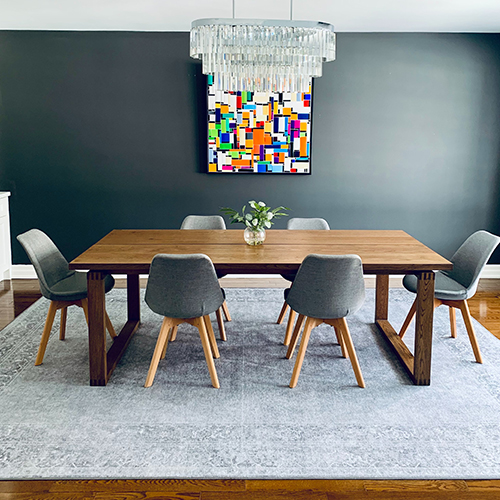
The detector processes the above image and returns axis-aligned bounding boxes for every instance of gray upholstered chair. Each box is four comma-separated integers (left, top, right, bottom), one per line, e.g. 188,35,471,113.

399,230,500,363
284,254,366,388
277,217,331,345
179,214,231,342
144,253,225,388
17,229,116,366
180,215,226,230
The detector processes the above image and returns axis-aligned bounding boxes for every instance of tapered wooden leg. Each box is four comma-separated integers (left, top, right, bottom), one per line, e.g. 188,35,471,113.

289,316,319,388
284,308,297,346
81,298,89,324
334,326,348,358
160,328,171,360
286,313,306,359
399,299,417,339
449,306,457,338
204,315,220,359
221,301,231,322
170,325,178,342
276,302,289,325
145,317,174,387
59,307,68,341
87,272,107,386
335,318,365,388
458,300,483,363
194,317,220,388
35,301,58,365
105,312,117,339
215,308,227,341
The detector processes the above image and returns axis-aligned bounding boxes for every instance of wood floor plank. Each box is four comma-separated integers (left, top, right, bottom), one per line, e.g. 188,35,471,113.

246,480,365,492
0,480,55,493
363,479,468,492
202,491,328,500
50,480,245,493
465,479,500,491
93,492,200,500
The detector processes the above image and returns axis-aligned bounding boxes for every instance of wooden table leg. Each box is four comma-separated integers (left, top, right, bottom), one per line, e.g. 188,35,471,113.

87,271,107,386
104,273,141,383
375,274,389,321
413,271,435,385
127,273,140,322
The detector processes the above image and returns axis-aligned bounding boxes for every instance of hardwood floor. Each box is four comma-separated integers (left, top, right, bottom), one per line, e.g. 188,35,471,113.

1,278,500,499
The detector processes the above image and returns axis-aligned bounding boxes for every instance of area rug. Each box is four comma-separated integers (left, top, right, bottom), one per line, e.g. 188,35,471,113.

1,287,500,479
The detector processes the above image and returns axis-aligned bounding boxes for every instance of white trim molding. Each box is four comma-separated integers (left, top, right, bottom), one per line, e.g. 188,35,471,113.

10,264,500,280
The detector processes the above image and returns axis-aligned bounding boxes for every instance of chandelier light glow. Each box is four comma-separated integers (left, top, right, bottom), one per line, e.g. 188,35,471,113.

190,18,336,93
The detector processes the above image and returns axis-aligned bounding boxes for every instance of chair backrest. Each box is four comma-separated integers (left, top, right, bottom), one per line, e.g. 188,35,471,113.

145,253,224,319
17,229,73,299
180,215,226,230
286,254,365,319
444,230,500,296
287,218,330,230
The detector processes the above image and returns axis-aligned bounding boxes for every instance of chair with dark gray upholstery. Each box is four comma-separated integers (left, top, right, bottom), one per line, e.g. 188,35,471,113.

17,229,116,366
399,230,500,363
276,217,331,344
284,254,366,388
179,214,231,342
144,253,225,388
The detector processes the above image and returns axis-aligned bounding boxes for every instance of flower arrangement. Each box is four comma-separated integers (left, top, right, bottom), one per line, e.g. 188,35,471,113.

221,201,289,245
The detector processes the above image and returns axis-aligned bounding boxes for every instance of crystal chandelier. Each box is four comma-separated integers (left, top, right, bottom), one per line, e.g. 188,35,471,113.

190,18,335,93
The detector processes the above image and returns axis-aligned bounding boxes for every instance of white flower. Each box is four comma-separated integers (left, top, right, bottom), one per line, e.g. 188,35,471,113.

245,213,253,220
249,200,256,208
267,212,274,220
258,201,266,207
252,219,258,226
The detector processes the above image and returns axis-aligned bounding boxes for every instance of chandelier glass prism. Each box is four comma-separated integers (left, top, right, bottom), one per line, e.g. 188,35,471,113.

190,18,335,93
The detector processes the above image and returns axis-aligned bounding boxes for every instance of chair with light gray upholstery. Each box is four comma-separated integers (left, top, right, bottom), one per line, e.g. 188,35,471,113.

17,229,116,366
284,254,366,388
144,253,225,388
277,217,331,344
180,215,226,230
179,214,231,342
399,230,500,363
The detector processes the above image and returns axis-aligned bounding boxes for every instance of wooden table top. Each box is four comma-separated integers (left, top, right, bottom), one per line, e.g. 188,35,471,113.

69,229,452,274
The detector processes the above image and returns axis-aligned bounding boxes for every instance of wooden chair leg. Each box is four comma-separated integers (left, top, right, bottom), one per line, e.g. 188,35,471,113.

458,300,483,363
449,306,457,338
145,317,174,387
334,326,348,358
399,298,417,338
194,317,220,388
80,298,89,324
286,313,306,359
221,301,231,322
204,315,220,359
59,306,68,341
276,301,289,325
160,328,172,360
35,301,59,365
215,307,227,341
290,317,321,388
105,311,117,338
335,318,365,388
283,308,297,346
170,325,178,342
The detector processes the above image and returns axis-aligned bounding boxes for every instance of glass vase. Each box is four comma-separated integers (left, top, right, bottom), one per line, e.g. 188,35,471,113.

244,227,266,246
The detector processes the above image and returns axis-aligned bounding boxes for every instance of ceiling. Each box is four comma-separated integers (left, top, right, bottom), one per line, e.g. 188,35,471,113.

1,0,500,32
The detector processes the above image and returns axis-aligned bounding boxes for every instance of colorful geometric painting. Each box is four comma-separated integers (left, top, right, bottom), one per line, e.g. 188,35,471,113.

207,76,312,174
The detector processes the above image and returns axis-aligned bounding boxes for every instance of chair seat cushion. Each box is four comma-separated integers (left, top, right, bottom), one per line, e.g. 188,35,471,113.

403,272,468,301
47,272,115,302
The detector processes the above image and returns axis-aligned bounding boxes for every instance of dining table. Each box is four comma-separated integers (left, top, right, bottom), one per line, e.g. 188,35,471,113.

69,229,452,387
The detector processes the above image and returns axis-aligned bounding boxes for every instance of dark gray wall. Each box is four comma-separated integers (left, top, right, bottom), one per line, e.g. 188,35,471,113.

1,31,499,264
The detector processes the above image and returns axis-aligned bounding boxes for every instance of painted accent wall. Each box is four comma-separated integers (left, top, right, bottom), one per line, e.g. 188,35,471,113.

0,31,499,264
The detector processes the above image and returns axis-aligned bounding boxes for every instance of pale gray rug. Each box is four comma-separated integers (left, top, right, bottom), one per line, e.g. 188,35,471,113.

1,288,500,480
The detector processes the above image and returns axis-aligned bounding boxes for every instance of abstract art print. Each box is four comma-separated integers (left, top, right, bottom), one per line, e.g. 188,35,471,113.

207,76,312,174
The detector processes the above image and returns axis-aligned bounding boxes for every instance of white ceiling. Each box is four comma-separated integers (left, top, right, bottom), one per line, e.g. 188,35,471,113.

1,0,500,32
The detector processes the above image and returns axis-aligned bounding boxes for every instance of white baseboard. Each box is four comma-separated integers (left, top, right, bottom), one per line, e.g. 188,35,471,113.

10,264,500,280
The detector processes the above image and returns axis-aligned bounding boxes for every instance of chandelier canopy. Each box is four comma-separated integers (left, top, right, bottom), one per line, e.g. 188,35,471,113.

190,18,335,93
